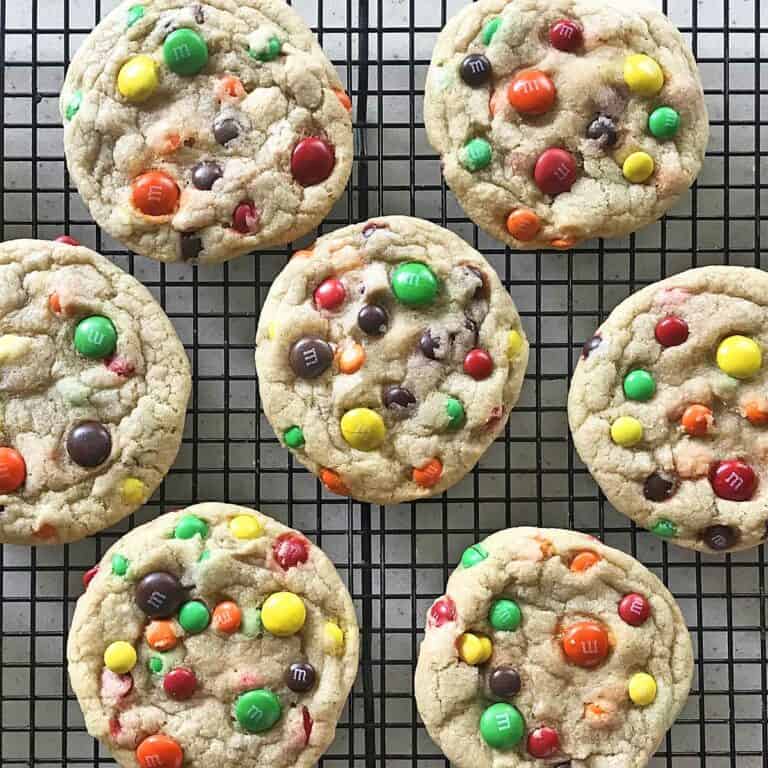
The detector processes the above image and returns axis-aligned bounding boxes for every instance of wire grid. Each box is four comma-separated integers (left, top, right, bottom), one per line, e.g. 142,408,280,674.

0,0,766,765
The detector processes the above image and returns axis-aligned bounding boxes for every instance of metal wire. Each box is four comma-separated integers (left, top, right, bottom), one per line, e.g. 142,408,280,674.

0,0,766,765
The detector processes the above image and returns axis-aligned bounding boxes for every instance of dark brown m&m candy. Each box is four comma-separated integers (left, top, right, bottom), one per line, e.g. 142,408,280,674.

383,385,416,414
586,115,617,147
291,137,335,186
212,115,240,145
643,472,676,502
549,19,583,52
289,337,333,378
460,54,492,87
66,421,112,467
582,334,601,359
489,666,521,698
655,316,689,347
135,572,185,618
701,524,740,551
358,304,388,336
191,161,223,190
286,662,316,692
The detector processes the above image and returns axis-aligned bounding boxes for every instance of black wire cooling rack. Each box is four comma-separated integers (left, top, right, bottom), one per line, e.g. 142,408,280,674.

1,0,767,765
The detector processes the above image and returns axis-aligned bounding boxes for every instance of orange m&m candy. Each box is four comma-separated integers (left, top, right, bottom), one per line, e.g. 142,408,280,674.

320,468,350,496
507,70,556,115
136,734,183,768
570,551,601,572
506,209,541,241
334,88,353,111
338,343,365,374
744,400,768,425
48,292,62,314
145,620,178,651
131,171,180,217
212,601,242,634
413,458,443,488
681,404,712,436
561,620,610,668
0,447,26,492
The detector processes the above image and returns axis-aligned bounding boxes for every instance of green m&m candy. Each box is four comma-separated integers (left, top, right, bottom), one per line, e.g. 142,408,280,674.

250,35,282,62
650,518,678,538
460,544,488,568
283,426,305,449
178,600,210,633
482,17,502,45
74,315,117,359
241,607,263,637
623,369,656,401
65,90,82,121
148,656,164,674
235,689,282,732
126,4,145,28
489,599,521,631
174,514,209,540
479,703,525,750
461,138,492,172
111,554,129,576
648,106,680,140
391,262,439,306
163,28,209,76
445,398,465,430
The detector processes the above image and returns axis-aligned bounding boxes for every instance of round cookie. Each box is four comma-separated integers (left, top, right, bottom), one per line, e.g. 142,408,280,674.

254,216,529,504
424,0,709,249
68,504,360,768
60,0,353,264
415,527,693,767
0,239,190,544
569,266,768,553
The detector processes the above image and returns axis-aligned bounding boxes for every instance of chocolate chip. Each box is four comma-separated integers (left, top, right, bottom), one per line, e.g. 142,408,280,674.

383,385,416,415
419,328,441,360
643,473,677,502
289,337,333,379
464,265,489,300
581,334,602,359
135,572,185,618
179,233,203,260
586,115,618,147
489,666,521,698
191,161,223,190
357,304,388,336
286,662,315,692
66,421,111,467
463,317,480,347
213,116,240,145
460,54,492,87
702,524,740,551
192,3,205,23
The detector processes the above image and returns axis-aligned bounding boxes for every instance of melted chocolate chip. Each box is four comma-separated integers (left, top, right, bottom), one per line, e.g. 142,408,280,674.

383,385,416,415
581,334,602,359
419,328,441,360
702,524,740,551
643,473,677,502
358,304,388,336
463,317,480,347
213,116,240,145
586,115,618,147
179,233,203,261
464,265,489,300
192,3,205,23
191,161,223,190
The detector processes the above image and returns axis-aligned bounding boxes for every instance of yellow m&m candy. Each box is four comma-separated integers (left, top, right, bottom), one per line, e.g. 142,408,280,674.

340,408,386,451
628,672,657,706
457,632,493,666
229,514,263,539
507,329,524,360
624,54,664,96
323,621,345,656
120,477,146,505
610,416,643,447
104,641,137,674
623,152,655,184
261,592,306,636
117,55,159,102
716,335,762,379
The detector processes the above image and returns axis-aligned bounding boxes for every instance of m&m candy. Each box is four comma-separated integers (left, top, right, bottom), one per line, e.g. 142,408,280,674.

235,689,282,733
507,70,556,115
482,17,502,45
178,600,210,634
570,550,601,572
323,621,345,655
681,404,712,436
163,28,208,76
213,115,240,145
340,408,386,451
650,518,678,538
145,620,178,651
65,90,83,121
624,54,664,96
463,348,493,380
461,138,492,172
289,337,333,379
643,473,676,502
561,620,610,668
655,316,689,347
337,343,365,374
74,315,117,358
649,106,680,139
623,369,655,401
413,458,443,487
111,554,129,576
458,633,492,665
716,335,762,379
610,416,643,447
445,397,465,429
173,514,208,540
212,601,242,633
314,277,346,310
67,421,112,467
82,565,99,589
428,596,456,628
54,234,80,246
250,34,282,61
291,137,335,186
391,262,439,306
273,532,310,569
163,668,197,700
0,447,26,492
286,662,316,692
488,599,521,631
479,702,525,750
104,641,137,674
710,459,757,501
701,524,740,551
460,54,492,86
628,672,657,706
117,55,159,102
232,201,260,234
534,148,577,196
136,734,183,768
461,544,488,568
549,19,583,52
282,426,304,450
623,152,655,183
527,726,560,758
135,572,185,618
357,304,388,335
489,666,521,698
229,514,263,539
383,386,416,414
191,161,223,190
132,171,180,216
262,592,306,636
618,593,651,626
506,209,541,241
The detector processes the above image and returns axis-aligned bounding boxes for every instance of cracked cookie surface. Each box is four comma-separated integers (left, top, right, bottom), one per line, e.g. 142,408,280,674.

415,527,693,767
0,239,190,544
569,266,768,553
254,216,529,504
61,0,353,264
68,503,360,768
424,0,708,250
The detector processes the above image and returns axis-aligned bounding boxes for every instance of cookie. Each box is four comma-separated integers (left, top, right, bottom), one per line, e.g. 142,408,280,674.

0,238,190,545
68,504,360,768
424,0,709,249
254,216,529,504
568,266,768,553
415,527,693,767
60,0,353,264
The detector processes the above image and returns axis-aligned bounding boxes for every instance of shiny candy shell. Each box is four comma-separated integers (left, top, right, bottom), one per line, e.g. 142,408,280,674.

457,632,492,665
173,514,208,539
178,600,210,633
610,416,643,447
461,138,492,171
135,572,185,618
649,106,680,139
191,161,223,190
710,459,757,501
534,148,577,196
391,262,439,306
74,315,117,358
273,532,310,569
286,662,316,692
681,404,712,436
163,667,197,700
232,201,260,234
261,592,306,636
314,277,346,310
643,472,676,502
488,599,521,631
702,524,740,551
479,703,525,750
561,620,610,668
289,337,333,378
460,54,492,86
527,727,560,759
624,54,664,96
132,170,179,216
212,601,242,633
508,70,556,115
489,666,521,698
628,672,657,706
229,514,263,539
549,19,583,51
136,735,183,768
463,348,494,380
655,316,689,347
461,544,488,568
623,369,655,401
357,304,388,335
716,335,762,379
66,421,112,467
235,689,282,733
340,408,386,451
117,55,159,102
506,209,541,241
291,137,335,186
618,593,651,626
429,596,456,628
0,447,26,492
623,152,655,184
104,641,137,674
163,28,208,76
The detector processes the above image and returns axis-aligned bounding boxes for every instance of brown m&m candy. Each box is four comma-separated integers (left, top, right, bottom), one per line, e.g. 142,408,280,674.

66,421,112,467
135,572,185,618
289,337,333,378
701,524,740,551
286,662,316,692
489,666,521,698
460,54,492,87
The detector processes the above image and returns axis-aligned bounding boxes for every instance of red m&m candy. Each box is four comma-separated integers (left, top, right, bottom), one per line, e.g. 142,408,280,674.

428,596,456,628
527,726,560,758
562,620,610,668
273,532,310,569
534,149,577,196
655,316,689,347
163,668,197,700
549,19,583,52
55,235,80,246
232,201,260,234
314,278,346,311
618,593,651,626
710,459,757,501
507,70,556,115
463,348,494,380
131,171,179,217
136,734,183,768
83,565,99,589
291,137,335,186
